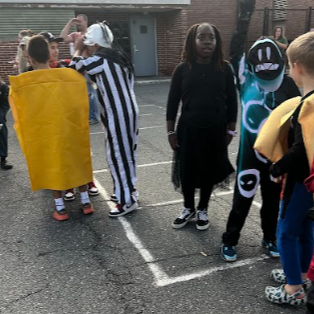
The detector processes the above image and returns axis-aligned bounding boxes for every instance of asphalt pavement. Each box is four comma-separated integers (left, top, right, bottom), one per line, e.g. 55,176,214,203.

0,82,306,314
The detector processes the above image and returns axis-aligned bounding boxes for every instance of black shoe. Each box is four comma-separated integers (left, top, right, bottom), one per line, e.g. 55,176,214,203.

172,208,195,229
1,159,13,170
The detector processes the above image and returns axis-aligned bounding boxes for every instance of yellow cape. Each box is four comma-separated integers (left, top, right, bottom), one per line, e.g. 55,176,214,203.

9,68,93,191
254,94,314,169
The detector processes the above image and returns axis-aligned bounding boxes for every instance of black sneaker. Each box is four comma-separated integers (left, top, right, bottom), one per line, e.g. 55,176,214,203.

172,208,195,229
262,239,280,258
221,244,237,262
196,209,210,230
0,159,13,170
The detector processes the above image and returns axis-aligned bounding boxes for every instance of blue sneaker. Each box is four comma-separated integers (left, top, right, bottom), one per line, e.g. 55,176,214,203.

221,244,237,262
262,240,280,258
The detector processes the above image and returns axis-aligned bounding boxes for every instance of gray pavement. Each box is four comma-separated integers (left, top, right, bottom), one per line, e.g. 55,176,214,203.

0,82,306,314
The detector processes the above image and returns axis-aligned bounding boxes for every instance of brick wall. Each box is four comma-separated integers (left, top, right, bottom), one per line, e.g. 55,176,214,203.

1,0,313,82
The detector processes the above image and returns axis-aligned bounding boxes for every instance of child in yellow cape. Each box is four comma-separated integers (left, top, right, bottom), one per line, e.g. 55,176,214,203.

254,31,314,306
9,35,94,221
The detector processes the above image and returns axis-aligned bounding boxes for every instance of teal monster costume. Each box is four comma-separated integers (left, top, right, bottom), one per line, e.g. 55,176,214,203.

222,0,300,249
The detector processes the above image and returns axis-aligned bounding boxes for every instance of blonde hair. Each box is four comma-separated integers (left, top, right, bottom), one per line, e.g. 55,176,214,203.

287,32,314,75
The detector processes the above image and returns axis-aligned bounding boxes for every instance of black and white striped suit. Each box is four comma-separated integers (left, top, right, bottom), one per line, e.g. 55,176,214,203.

70,51,139,206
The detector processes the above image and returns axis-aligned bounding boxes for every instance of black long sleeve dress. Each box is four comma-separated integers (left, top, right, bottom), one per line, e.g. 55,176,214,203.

166,61,238,191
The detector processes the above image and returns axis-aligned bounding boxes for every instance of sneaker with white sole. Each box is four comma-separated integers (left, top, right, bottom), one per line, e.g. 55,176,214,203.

221,244,237,262
196,210,210,230
88,181,99,196
110,194,118,203
108,201,138,217
271,269,312,290
172,208,195,229
262,239,280,258
64,189,75,201
265,284,306,305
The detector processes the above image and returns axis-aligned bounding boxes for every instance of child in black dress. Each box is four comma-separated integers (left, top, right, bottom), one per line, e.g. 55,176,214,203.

166,23,238,230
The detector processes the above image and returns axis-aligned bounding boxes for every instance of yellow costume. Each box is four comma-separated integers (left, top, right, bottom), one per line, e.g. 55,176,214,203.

254,94,314,170
9,68,93,191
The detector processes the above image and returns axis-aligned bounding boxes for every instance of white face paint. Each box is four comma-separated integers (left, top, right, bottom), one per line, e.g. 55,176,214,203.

237,169,260,198
242,100,271,134
254,149,268,164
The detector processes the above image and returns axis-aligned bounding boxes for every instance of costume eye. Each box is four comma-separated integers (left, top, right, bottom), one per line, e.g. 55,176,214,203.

240,180,244,185
266,47,271,60
248,180,253,185
258,49,262,62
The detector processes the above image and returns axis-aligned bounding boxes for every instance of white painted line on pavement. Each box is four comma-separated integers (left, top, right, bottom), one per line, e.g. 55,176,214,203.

90,131,105,135
146,190,234,207
94,178,170,284
140,113,153,116
90,125,163,136
94,179,267,287
156,255,270,287
139,125,163,130
253,201,262,208
93,161,172,174
138,104,155,107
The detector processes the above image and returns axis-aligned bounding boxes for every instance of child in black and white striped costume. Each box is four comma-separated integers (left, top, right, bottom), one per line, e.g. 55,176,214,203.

70,21,139,217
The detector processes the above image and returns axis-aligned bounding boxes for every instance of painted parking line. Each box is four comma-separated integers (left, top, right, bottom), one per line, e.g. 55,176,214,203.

94,178,268,287
93,161,172,174
90,125,163,135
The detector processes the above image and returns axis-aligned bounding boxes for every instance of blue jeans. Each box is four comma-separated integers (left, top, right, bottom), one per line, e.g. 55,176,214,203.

277,181,314,285
85,75,99,122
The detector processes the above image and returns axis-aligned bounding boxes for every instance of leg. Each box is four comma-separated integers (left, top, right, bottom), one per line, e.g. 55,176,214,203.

52,190,69,221
78,184,94,215
277,182,314,286
0,122,12,170
259,168,281,242
198,185,213,209
86,76,99,124
222,170,258,246
182,182,195,209
195,186,213,231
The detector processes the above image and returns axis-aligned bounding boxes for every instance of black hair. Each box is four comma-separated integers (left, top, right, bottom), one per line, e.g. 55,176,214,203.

182,23,225,71
27,35,50,63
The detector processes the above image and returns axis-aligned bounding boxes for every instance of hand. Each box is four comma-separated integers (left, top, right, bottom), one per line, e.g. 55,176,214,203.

168,133,179,151
71,18,82,26
239,0,255,19
226,134,233,146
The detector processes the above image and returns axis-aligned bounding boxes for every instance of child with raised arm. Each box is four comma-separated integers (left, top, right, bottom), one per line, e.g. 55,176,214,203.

70,22,139,217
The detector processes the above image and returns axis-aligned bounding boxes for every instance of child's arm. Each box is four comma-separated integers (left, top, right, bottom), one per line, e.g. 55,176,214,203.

69,55,103,76
230,0,255,88
166,63,183,150
225,64,238,127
